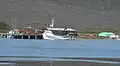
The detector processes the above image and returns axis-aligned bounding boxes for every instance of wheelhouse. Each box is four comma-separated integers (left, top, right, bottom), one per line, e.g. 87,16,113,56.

46,28,77,36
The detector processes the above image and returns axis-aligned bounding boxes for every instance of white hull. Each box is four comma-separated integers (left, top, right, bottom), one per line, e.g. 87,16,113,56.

42,30,70,40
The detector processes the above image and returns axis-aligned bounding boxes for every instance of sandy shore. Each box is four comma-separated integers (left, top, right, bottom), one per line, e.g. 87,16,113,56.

0,58,120,66
0,61,118,66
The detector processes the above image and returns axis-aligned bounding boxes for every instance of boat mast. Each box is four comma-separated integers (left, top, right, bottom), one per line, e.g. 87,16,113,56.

11,18,16,29
50,17,55,28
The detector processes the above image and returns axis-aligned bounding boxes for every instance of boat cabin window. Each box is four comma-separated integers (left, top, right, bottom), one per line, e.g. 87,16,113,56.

51,30,77,36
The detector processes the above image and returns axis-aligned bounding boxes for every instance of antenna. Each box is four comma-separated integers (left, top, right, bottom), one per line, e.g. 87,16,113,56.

12,18,16,29
50,17,55,28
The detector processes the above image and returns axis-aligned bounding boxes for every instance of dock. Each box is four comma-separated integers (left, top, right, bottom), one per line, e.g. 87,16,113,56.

0,33,43,40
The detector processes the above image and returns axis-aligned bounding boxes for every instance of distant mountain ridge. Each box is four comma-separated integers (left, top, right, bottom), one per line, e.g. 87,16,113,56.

0,0,120,30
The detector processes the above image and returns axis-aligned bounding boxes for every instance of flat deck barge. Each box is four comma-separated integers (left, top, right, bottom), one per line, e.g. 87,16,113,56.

0,33,43,40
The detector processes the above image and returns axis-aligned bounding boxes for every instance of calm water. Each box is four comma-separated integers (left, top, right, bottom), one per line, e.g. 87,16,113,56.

0,39,120,59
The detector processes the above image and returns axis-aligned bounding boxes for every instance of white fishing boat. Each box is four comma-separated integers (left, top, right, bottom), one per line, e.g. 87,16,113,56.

42,28,77,40
42,17,77,40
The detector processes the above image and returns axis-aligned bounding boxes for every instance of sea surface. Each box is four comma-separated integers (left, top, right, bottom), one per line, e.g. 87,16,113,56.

0,39,120,63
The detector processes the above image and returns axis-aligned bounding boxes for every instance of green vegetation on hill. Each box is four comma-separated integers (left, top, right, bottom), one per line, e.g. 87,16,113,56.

0,22,11,33
0,21,119,34
80,28,120,34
